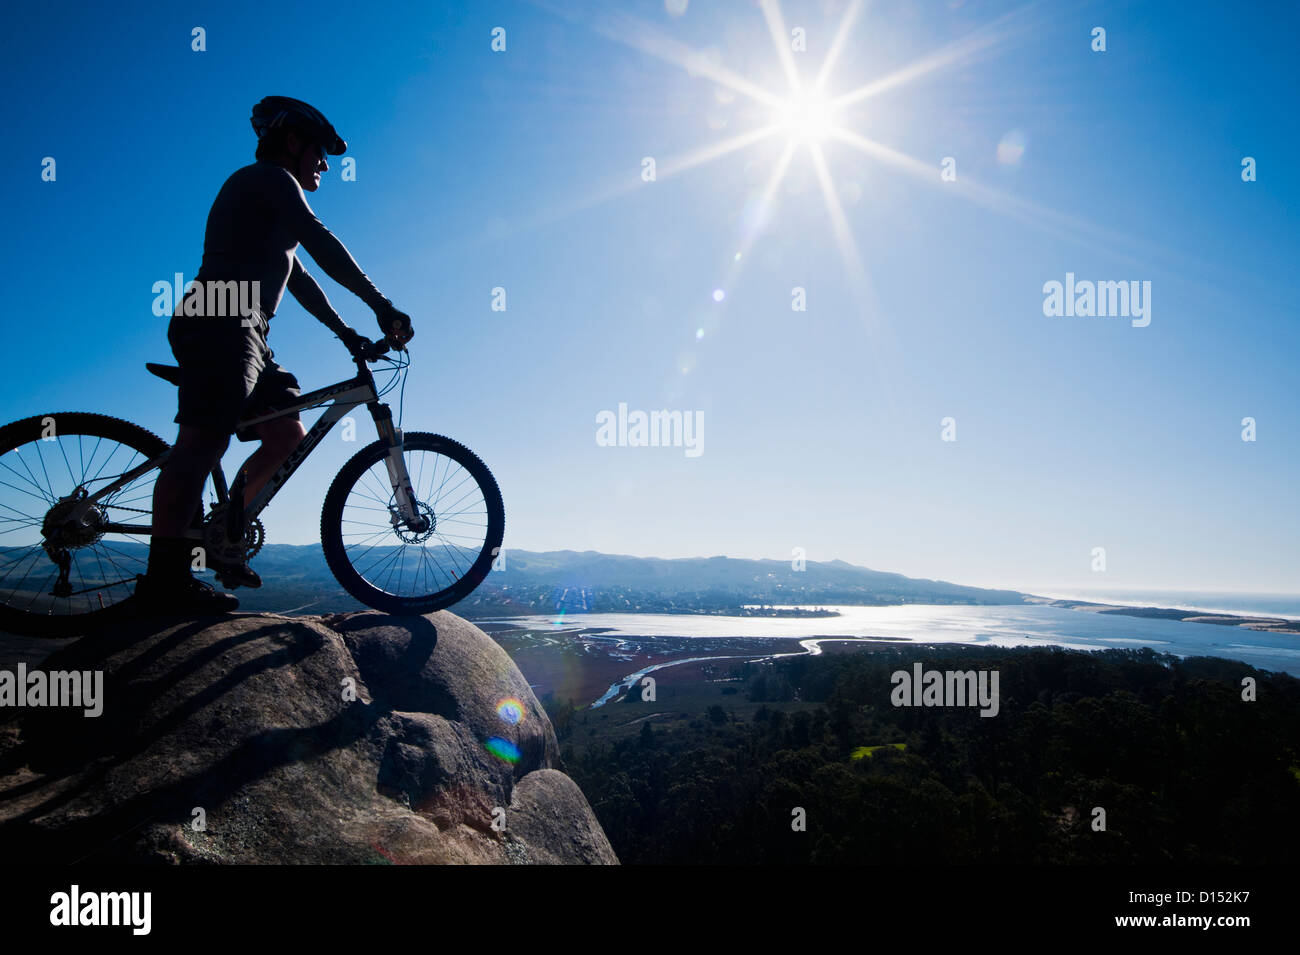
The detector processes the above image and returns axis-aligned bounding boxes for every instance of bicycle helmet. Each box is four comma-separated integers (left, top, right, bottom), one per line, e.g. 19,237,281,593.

250,96,346,155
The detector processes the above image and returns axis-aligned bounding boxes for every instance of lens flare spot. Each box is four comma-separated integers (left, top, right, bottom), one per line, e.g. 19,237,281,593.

997,129,1027,166
497,698,525,725
695,328,705,340
712,288,725,302
739,195,773,235
485,737,521,763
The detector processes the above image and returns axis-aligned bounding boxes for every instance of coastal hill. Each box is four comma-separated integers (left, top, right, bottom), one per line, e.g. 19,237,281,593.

222,549,1296,634
217,545,1031,615
0,610,617,864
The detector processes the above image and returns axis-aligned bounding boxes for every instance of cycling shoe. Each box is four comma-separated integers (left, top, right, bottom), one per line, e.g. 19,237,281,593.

133,573,239,616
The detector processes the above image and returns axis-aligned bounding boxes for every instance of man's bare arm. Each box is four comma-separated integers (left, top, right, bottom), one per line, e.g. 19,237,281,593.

286,255,352,336
270,169,390,313
269,166,413,346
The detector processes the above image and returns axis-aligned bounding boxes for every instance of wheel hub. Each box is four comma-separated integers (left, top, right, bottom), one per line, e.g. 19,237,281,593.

392,501,436,543
41,488,106,550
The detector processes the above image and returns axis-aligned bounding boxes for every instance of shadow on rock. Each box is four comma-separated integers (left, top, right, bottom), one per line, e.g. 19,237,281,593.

0,609,616,864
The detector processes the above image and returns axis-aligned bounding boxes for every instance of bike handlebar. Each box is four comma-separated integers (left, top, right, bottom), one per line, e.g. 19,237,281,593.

353,337,402,363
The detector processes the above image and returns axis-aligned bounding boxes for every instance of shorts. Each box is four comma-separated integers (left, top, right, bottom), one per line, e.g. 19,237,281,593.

168,313,302,443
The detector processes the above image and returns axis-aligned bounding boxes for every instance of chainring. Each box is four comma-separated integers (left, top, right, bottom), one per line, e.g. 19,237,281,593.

244,518,265,559
202,504,266,562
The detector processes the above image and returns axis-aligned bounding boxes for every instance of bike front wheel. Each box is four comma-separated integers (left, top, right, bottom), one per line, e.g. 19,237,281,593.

320,432,504,615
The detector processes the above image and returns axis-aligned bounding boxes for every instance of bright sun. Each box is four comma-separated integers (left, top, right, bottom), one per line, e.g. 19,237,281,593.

570,0,1061,319
775,91,836,144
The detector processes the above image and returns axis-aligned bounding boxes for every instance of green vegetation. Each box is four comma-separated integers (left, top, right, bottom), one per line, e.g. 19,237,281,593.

850,743,906,760
549,645,1300,864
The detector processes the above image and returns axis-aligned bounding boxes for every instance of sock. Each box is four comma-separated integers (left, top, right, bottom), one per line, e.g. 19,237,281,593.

146,534,196,581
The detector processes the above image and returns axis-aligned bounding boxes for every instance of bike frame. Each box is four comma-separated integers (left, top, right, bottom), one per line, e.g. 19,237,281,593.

71,352,421,540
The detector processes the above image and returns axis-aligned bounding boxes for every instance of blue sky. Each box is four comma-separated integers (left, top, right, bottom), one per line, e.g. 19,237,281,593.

1,0,1296,594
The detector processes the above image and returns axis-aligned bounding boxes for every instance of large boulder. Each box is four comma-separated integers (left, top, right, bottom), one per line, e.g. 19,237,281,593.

0,610,616,864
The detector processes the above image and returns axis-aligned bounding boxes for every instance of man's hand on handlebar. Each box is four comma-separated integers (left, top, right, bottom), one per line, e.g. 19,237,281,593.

375,302,414,349
338,327,391,361
337,326,368,356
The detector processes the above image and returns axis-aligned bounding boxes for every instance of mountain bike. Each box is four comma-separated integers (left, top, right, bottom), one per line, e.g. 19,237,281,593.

0,338,504,636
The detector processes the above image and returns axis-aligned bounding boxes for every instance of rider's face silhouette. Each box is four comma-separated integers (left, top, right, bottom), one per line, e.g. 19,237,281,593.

288,135,328,193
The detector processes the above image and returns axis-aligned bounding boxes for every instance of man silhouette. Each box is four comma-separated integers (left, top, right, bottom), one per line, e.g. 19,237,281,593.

136,96,414,614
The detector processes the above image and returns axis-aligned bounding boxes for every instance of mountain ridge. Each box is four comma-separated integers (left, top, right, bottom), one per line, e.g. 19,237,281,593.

221,545,1030,616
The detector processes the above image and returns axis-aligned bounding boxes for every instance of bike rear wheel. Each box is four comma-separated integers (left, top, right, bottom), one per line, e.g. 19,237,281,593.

0,412,168,636
320,432,504,615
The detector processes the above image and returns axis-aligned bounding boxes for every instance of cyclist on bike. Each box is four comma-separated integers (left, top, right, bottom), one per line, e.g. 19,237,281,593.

135,96,415,614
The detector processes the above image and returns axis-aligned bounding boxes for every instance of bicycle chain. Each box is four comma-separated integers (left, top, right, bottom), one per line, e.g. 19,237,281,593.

103,502,265,560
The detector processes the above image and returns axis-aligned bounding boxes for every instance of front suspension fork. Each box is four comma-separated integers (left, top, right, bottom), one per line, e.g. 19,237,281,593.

372,404,425,531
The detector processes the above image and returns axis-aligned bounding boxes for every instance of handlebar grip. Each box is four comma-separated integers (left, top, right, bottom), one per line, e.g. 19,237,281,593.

352,337,395,362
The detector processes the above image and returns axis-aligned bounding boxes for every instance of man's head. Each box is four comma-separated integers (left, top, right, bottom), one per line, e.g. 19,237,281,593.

250,96,345,193
268,132,328,192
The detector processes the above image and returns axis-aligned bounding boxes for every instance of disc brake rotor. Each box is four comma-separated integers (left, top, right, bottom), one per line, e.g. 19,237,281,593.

391,501,436,543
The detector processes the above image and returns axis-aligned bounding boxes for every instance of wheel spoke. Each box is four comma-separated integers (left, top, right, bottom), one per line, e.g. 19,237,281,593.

0,418,164,628
0,474,56,507
34,440,57,504
0,456,55,502
14,447,55,504
330,440,501,607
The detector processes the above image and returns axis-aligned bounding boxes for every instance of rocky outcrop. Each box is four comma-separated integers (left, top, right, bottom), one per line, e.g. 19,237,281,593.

0,610,616,864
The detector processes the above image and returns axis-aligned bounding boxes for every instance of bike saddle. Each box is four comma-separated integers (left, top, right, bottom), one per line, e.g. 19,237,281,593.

146,363,180,385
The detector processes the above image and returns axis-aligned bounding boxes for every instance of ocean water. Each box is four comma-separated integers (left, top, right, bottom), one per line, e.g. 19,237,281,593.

1038,590,1300,619
483,603,1300,677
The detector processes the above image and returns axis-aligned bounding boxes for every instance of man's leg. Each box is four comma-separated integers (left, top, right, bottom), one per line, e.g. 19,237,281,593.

201,417,306,590
235,417,307,507
136,424,239,614
147,313,259,610
153,425,230,538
